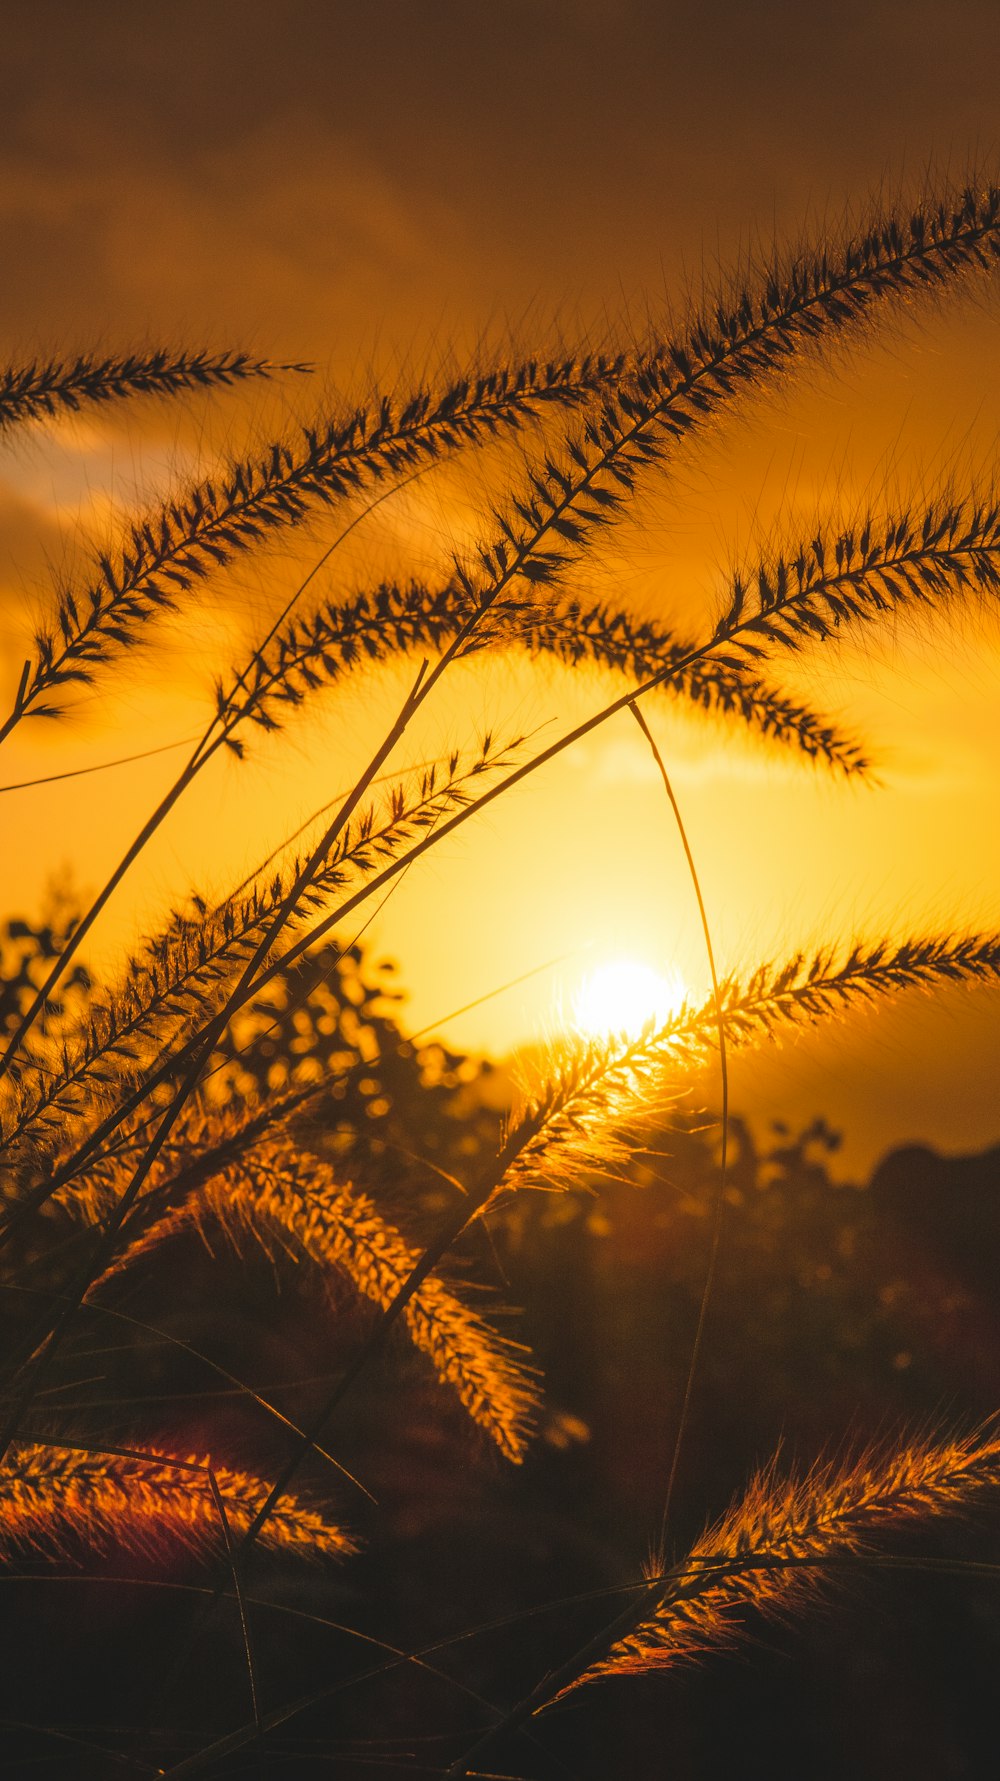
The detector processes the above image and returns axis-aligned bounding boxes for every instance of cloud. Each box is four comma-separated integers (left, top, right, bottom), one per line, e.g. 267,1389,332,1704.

0,98,471,367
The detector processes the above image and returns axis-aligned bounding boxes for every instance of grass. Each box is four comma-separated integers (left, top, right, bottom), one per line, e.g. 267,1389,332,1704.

0,173,999,1776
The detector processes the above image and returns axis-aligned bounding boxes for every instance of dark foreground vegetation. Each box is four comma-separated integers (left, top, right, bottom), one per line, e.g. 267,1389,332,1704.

2,916,999,1776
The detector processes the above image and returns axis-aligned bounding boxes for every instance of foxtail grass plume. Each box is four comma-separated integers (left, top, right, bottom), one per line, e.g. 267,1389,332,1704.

564,1425,1000,1688
0,1439,355,1562
497,934,1000,1200
94,1138,541,1465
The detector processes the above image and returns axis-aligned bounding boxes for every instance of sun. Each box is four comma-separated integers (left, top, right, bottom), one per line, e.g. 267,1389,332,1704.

574,957,687,1040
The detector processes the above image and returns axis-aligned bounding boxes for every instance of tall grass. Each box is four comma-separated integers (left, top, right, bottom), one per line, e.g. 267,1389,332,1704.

1,175,999,1776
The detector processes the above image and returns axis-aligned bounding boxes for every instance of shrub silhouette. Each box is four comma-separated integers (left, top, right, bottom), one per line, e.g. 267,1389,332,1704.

1,178,999,1776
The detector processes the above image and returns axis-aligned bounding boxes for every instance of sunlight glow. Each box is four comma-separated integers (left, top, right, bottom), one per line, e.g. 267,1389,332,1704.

574,958,687,1040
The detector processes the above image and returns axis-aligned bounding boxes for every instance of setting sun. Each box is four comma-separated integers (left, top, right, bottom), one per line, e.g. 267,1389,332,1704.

574,958,687,1039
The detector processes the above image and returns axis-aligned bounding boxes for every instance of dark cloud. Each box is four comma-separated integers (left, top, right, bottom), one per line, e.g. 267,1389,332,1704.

1,0,998,366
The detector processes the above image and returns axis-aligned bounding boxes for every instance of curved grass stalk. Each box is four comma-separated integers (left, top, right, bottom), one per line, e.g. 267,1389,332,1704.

460,182,1000,615
517,598,870,774
234,579,869,774
43,530,961,1188
217,183,1000,764
714,491,1000,658
565,1425,1000,1686
1,731,523,1169
0,610,509,1458
446,1426,1000,1775
25,658,991,1239
6,172,1000,1771
214,580,477,743
5,352,622,737
117,467,1000,1176
219,195,1000,766
495,933,1000,1197
49,1083,325,1234
0,1438,354,1562
0,348,294,433
93,1143,540,1465
5,182,994,1082
174,928,1000,1589
0,462,490,1093
8,175,1000,1529
230,489,1000,1035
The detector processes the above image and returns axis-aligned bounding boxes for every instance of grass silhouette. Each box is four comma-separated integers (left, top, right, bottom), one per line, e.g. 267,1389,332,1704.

0,173,999,1776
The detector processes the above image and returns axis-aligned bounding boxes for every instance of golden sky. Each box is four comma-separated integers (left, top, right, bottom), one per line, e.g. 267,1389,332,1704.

1,0,999,1175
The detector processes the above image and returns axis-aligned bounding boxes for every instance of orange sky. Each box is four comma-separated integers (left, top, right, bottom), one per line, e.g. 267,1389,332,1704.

1,0,998,1175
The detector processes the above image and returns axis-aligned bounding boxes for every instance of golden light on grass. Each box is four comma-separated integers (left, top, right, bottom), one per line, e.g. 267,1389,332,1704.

574,957,687,1039
5,154,1000,1780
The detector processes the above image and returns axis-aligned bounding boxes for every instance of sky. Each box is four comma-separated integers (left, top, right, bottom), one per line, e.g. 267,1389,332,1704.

1,0,999,1174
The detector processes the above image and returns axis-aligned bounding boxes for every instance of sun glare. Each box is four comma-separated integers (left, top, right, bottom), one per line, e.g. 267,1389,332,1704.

574,958,687,1040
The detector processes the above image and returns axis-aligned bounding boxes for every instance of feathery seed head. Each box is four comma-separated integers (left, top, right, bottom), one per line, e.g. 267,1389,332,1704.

0,1439,355,1563
567,1424,1000,1686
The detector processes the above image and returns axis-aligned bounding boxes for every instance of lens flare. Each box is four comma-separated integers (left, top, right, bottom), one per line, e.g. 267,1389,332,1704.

574,958,687,1039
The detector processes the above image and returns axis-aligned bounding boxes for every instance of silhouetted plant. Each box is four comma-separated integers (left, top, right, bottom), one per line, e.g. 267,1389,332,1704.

1,174,999,1777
